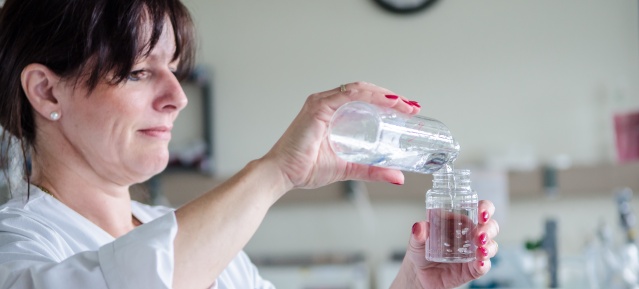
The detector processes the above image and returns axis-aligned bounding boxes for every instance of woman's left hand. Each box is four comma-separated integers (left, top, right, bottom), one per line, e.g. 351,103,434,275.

392,200,499,289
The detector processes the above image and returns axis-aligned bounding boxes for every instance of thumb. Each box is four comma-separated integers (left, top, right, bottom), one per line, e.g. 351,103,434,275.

405,221,431,270
409,221,427,254
346,163,405,184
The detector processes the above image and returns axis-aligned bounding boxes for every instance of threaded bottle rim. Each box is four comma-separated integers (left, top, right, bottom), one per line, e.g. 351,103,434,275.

432,169,471,188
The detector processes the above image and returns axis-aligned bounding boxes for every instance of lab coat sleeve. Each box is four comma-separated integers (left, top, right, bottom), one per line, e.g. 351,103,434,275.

207,249,276,289
0,212,178,289
99,212,177,289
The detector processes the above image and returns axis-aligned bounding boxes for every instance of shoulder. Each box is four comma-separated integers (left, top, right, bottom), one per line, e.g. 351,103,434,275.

0,194,56,230
0,203,70,262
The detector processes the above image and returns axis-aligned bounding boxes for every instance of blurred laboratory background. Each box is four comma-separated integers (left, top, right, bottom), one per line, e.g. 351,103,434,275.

160,0,639,288
141,1,639,288
13,0,639,288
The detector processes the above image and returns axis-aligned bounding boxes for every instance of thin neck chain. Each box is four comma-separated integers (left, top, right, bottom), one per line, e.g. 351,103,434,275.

34,184,54,197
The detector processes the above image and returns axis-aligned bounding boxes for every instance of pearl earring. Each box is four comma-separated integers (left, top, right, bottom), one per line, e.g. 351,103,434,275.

50,111,60,121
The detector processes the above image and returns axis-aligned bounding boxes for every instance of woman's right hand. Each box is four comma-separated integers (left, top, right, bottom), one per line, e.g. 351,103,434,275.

174,82,420,288
262,82,421,192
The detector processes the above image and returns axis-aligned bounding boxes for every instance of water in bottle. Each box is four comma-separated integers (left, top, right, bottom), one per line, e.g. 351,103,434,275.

328,101,459,174
425,168,478,262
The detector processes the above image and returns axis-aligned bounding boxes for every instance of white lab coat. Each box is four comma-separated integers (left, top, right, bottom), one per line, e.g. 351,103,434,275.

0,187,275,289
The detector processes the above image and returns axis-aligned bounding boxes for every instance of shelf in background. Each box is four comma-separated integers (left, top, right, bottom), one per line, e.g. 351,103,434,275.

148,161,639,207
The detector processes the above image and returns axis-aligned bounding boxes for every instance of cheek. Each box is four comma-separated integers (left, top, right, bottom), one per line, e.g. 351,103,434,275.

63,101,138,149
68,91,142,127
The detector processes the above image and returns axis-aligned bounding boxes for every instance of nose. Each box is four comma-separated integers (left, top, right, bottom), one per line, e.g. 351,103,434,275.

154,70,188,113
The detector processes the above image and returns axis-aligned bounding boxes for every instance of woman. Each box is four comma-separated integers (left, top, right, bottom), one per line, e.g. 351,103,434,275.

0,0,499,288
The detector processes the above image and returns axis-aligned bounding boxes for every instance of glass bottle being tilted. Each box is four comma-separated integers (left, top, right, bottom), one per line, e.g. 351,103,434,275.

328,101,460,174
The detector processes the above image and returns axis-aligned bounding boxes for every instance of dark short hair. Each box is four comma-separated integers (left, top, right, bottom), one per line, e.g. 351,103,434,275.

0,0,196,185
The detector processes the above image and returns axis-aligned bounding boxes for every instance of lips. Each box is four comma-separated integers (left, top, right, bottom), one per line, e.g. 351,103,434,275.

139,126,172,140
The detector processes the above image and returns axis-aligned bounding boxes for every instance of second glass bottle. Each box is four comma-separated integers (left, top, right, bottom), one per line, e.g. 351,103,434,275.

425,168,478,263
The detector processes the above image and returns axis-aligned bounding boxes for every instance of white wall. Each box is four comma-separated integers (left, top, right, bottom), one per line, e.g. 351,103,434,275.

181,0,639,177
170,2,639,286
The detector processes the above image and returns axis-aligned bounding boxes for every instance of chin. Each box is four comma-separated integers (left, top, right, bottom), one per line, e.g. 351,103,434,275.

133,156,170,180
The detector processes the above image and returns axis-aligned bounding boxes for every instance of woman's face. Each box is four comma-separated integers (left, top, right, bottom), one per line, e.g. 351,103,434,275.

56,23,187,185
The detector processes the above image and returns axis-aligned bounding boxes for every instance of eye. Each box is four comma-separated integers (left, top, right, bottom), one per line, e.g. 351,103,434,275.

127,69,150,81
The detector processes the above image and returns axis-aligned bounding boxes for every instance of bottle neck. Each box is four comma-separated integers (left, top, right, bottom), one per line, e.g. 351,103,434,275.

432,169,471,191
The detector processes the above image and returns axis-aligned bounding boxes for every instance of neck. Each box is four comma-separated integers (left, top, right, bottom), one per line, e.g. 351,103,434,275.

29,122,152,237
31,161,139,238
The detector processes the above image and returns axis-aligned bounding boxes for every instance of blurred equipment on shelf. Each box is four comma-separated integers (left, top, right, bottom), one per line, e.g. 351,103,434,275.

614,111,639,164
584,187,639,289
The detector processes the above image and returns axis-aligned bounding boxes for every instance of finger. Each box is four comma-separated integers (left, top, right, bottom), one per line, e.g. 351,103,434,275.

330,82,420,114
317,89,416,117
489,239,499,258
481,219,500,240
319,89,369,111
475,219,499,247
478,200,495,224
405,221,430,268
364,165,405,185
476,239,498,261
343,162,405,184
312,82,388,98
409,221,427,251
346,82,420,114
392,97,421,115
344,82,421,113
340,81,395,95
469,258,492,279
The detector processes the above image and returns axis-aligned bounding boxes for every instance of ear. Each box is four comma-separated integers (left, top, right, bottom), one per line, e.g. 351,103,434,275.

21,63,63,121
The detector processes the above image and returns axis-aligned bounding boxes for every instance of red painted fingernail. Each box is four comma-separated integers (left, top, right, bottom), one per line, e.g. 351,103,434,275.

482,211,489,223
479,233,487,245
385,94,399,99
480,247,488,257
412,222,419,235
480,261,485,267
402,99,411,104
409,101,421,108
391,182,403,185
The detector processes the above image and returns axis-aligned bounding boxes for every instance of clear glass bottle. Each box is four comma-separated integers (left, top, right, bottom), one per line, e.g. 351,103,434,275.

425,168,478,263
328,101,460,174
